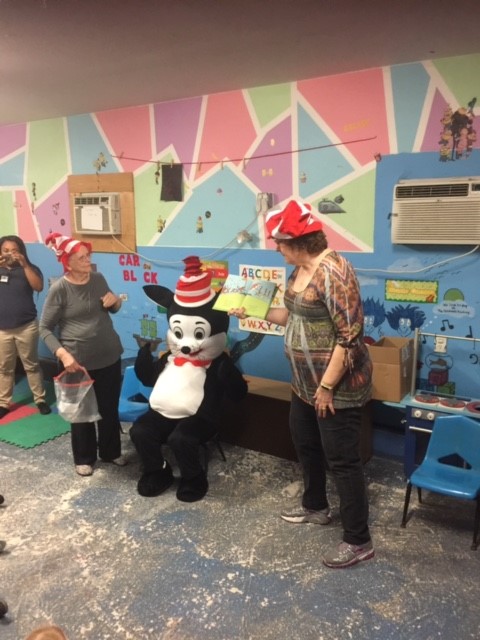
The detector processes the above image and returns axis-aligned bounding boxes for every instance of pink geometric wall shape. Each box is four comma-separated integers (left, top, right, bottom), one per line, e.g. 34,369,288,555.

298,69,390,165
96,106,152,173
195,91,257,180
0,123,27,159
420,90,450,152
154,96,203,180
243,117,293,202
15,190,38,241
33,183,71,240
319,221,367,252
263,215,367,253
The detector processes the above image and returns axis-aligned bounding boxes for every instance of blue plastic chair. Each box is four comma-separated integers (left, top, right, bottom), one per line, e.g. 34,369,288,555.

118,366,152,422
401,414,480,550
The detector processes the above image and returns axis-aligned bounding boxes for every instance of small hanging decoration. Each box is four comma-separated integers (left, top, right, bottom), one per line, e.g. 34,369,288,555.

157,216,166,233
93,152,108,173
438,98,476,162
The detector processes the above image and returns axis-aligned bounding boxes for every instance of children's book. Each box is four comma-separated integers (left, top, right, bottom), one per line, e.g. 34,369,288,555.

213,274,277,320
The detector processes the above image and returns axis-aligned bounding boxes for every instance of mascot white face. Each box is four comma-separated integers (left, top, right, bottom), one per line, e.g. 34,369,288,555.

143,255,230,366
167,313,227,362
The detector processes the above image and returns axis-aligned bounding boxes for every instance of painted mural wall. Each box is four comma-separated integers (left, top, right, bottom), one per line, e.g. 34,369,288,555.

1,53,480,394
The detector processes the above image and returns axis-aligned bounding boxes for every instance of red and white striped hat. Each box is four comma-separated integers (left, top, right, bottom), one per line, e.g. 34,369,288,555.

265,199,323,240
45,233,92,271
174,255,215,307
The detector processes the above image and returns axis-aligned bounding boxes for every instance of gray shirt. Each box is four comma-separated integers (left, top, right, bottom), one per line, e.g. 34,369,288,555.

39,272,123,370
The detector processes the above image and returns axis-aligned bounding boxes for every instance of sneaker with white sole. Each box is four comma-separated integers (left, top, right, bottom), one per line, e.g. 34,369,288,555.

322,540,374,568
280,505,331,525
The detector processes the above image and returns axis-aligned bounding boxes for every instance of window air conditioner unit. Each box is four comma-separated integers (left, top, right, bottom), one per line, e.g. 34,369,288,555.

391,177,480,245
73,192,122,235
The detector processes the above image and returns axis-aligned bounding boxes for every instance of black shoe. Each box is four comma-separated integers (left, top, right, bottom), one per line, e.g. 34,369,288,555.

176,472,209,503
36,402,51,415
0,407,9,420
137,463,174,497
0,598,8,618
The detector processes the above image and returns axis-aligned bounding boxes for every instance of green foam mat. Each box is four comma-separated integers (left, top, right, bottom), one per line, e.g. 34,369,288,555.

0,411,70,449
0,379,69,449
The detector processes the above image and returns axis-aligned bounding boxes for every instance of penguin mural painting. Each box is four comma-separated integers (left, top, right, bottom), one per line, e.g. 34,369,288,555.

130,256,248,502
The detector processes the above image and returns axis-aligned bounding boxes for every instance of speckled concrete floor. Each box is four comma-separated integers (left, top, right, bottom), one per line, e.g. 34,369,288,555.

0,426,479,640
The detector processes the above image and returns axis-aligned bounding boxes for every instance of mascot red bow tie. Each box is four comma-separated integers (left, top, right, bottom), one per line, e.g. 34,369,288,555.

173,356,212,367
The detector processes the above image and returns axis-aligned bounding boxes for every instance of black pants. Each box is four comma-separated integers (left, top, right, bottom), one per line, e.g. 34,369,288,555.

130,409,217,479
289,393,370,546
70,359,122,465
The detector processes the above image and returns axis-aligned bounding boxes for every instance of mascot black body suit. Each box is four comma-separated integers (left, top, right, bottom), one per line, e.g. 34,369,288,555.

130,256,247,502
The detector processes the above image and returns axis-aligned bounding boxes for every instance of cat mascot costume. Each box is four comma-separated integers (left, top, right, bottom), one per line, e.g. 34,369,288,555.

130,256,247,502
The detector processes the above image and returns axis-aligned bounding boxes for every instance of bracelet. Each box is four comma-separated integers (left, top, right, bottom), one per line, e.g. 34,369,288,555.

320,381,334,391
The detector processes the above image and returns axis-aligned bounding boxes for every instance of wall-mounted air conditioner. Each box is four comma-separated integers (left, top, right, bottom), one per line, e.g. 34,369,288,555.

391,177,480,245
73,192,122,235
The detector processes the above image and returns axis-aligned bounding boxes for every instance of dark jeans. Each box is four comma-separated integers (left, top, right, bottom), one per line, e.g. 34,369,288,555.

130,409,217,479
289,392,370,545
70,359,122,465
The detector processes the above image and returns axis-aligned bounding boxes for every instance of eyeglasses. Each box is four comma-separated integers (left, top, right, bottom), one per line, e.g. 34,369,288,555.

70,254,91,263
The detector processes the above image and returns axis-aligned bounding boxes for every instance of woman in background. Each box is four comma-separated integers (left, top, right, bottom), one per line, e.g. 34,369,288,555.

0,235,50,420
229,199,373,569
40,233,125,477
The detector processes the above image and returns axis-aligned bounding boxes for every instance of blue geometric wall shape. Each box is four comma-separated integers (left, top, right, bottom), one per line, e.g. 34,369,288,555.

298,105,354,199
156,166,259,248
67,115,116,176
391,63,430,153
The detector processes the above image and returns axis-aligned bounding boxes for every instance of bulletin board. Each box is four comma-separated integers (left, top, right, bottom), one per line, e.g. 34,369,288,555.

67,173,136,253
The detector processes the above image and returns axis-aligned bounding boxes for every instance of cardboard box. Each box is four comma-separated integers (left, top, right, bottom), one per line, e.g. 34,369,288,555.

367,337,414,403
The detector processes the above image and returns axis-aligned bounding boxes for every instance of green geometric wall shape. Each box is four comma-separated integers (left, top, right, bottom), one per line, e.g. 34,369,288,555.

313,170,375,247
247,83,291,128
26,119,69,201
433,54,480,107
134,157,181,246
0,191,15,233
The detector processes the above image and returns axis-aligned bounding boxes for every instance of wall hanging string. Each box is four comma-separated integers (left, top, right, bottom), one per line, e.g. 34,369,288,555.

112,135,377,167
110,135,378,265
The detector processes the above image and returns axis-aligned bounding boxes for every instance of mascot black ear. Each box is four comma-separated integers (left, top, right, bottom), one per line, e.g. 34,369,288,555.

143,285,174,310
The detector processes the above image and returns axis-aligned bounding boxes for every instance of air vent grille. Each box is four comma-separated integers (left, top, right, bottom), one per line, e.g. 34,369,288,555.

392,177,480,245
75,196,110,206
395,183,469,199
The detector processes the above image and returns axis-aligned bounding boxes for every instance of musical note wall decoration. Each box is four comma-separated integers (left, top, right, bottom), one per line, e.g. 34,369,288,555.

440,319,454,331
